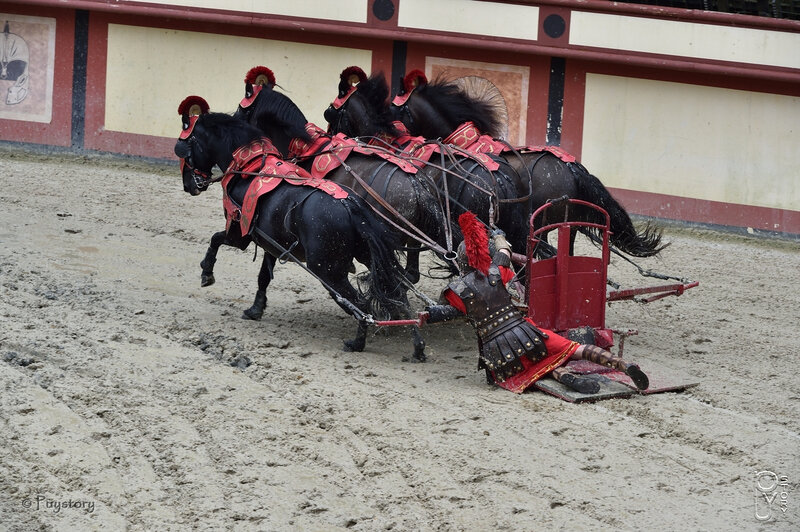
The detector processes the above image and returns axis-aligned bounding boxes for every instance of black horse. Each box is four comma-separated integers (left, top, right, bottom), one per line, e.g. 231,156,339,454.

368,70,665,258
235,66,531,275
174,105,426,359
231,66,451,285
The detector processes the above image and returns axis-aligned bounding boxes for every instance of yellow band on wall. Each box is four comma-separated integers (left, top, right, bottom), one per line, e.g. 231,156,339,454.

104,24,371,138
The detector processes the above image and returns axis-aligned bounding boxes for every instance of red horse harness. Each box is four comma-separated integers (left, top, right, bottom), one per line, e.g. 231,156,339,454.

288,123,419,177
444,121,577,163
222,138,349,236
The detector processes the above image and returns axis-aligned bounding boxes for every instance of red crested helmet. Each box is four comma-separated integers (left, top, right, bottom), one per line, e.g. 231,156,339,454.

457,211,491,275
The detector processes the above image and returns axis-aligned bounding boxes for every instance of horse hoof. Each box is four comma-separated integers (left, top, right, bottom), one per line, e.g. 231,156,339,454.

625,364,649,390
343,339,365,352
200,273,215,287
241,307,263,321
402,352,427,363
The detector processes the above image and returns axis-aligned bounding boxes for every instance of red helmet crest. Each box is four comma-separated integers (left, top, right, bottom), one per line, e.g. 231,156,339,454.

244,65,276,88
392,69,428,107
402,69,427,93
340,66,367,87
178,95,209,139
177,95,209,117
458,211,491,275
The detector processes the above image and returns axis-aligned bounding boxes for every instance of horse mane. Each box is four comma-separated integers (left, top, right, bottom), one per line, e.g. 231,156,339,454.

355,72,399,136
453,76,509,139
415,74,505,138
249,87,311,141
201,112,262,150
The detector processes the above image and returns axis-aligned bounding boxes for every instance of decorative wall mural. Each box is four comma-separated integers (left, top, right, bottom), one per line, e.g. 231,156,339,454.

425,57,529,146
0,14,55,123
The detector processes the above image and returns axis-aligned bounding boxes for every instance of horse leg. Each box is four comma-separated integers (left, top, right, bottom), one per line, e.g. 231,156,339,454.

356,303,425,362
200,230,228,287
343,320,368,352
404,244,422,284
569,227,578,256
310,270,369,351
316,272,420,357
408,324,426,362
242,253,275,320
387,291,426,362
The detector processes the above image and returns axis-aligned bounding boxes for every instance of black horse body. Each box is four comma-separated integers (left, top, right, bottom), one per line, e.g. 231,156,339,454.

387,76,665,258
233,84,451,283
236,81,532,273
175,111,426,358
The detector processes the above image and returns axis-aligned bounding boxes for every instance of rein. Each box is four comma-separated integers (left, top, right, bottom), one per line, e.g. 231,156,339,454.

250,225,376,324
181,158,223,190
329,150,459,264
497,139,541,205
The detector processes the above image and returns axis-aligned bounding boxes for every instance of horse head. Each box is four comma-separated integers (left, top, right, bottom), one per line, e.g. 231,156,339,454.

390,70,506,139
235,65,276,122
234,66,310,157
389,69,431,136
325,66,398,139
175,96,262,195
175,95,214,195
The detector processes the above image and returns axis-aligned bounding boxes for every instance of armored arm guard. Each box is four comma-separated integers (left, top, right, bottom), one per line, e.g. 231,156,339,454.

425,304,464,323
491,250,511,268
489,228,511,254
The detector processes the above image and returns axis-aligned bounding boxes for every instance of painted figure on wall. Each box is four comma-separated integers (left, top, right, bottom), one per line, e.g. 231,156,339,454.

0,15,54,124
1,21,29,105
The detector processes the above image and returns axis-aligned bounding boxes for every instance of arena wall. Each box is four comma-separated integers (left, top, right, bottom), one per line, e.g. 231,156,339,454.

0,0,798,236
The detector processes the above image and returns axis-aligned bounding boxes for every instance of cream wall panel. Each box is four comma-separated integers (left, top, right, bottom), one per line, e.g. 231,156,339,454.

399,0,538,41
581,74,800,211
105,25,371,138
570,12,800,70
131,0,367,23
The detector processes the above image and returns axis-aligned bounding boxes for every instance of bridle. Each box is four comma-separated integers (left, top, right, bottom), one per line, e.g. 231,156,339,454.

395,102,415,133
178,132,216,191
180,152,214,190
391,92,416,134
325,84,358,134
324,102,346,135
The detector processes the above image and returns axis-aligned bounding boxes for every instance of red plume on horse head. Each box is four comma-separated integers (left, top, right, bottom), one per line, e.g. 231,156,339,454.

458,211,491,275
178,95,209,139
340,66,367,87
402,69,427,93
392,69,428,107
177,95,209,117
244,66,276,88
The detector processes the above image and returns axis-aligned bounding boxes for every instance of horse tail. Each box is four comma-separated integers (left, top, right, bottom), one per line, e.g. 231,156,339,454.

342,196,410,316
570,162,667,257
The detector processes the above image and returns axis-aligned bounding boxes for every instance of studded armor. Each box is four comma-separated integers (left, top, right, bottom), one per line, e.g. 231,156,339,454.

448,267,548,382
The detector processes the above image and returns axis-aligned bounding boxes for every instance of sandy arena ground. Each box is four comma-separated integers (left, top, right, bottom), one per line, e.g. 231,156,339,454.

0,147,797,531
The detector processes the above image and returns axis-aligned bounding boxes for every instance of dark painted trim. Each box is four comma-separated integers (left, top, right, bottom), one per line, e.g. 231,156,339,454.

546,57,566,145
71,10,89,149
609,187,800,237
22,0,800,31
391,40,407,95
18,0,797,83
